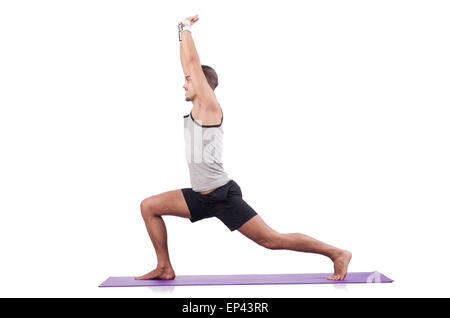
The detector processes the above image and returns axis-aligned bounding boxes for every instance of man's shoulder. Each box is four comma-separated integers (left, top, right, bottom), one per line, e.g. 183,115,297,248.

193,104,223,126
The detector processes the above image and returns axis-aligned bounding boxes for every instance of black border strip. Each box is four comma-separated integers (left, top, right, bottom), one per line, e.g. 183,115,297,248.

189,108,223,128
0,298,443,315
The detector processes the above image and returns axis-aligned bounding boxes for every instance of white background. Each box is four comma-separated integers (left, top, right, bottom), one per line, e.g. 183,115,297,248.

0,0,449,297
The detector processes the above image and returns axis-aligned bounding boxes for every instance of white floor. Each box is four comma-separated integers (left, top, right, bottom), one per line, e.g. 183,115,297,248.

1,269,448,298
1,0,450,299
0,282,438,298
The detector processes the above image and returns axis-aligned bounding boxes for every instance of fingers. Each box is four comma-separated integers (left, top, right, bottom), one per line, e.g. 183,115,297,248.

184,14,199,23
190,15,199,23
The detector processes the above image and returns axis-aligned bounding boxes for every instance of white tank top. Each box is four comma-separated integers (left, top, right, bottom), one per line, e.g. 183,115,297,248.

183,109,231,192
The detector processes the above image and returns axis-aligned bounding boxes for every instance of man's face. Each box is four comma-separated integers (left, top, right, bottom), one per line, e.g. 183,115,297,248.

183,75,196,102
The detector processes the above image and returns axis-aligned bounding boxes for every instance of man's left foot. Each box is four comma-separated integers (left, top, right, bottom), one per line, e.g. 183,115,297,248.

327,250,352,280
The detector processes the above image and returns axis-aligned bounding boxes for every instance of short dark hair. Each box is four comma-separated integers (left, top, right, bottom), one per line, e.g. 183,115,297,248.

201,65,218,90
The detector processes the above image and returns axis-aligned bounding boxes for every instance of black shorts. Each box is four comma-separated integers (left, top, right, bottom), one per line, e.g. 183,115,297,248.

181,179,258,231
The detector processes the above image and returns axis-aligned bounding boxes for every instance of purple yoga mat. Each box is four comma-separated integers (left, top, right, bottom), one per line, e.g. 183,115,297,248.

99,271,393,287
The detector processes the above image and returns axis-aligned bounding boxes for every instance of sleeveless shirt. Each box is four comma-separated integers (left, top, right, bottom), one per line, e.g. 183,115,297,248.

183,109,231,192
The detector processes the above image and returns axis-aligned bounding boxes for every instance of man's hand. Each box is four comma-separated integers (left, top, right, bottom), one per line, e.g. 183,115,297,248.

184,14,199,25
178,14,199,29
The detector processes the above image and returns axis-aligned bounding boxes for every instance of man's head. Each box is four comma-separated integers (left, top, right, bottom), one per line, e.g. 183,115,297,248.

183,65,218,102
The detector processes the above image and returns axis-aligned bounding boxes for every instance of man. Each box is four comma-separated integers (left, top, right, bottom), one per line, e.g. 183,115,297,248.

136,15,351,281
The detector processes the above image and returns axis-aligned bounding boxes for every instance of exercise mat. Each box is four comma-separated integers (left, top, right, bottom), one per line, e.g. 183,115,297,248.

99,271,393,287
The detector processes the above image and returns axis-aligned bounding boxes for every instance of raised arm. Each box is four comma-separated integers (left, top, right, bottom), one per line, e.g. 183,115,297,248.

179,20,193,76
178,15,219,110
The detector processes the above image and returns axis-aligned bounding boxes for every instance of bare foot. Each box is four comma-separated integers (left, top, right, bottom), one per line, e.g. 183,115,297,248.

135,266,176,280
327,250,352,281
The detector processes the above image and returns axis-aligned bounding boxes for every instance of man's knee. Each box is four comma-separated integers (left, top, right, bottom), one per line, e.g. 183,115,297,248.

140,197,157,218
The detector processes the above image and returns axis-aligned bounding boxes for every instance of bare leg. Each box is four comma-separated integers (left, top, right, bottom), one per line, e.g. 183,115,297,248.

238,215,352,280
276,232,352,280
135,189,191,280
135,214,176,280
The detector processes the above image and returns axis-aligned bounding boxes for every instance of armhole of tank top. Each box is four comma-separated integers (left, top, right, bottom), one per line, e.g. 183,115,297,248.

190,107,223,128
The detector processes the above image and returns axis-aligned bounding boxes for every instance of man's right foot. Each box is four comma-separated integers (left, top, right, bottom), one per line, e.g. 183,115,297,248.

135,266,176,280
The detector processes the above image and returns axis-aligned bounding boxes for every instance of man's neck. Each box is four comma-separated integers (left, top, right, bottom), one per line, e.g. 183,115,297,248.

191,98,203,113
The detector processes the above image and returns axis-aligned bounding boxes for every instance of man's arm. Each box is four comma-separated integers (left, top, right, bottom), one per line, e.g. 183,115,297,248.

179,22,191,76
180,28,200,64
179,18,220,110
